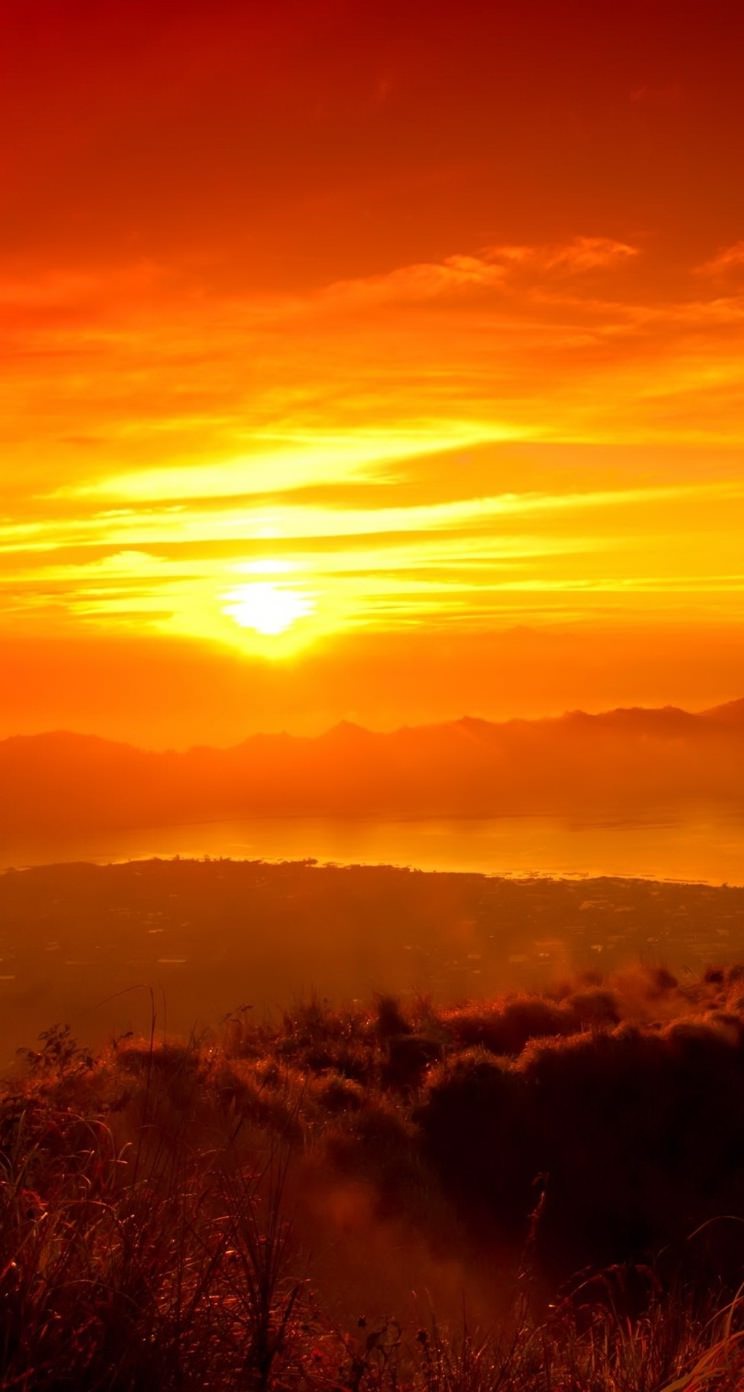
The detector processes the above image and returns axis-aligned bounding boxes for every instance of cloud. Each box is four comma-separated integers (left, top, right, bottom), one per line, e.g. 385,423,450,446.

319,237,639,310
3,236,744,662
696,241,744,278
495,237,639,274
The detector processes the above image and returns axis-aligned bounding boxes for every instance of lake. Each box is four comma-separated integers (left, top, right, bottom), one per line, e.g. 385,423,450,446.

2,808,744,883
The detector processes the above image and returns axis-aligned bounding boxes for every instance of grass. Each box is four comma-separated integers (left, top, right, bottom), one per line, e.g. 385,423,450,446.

2,968,744,1388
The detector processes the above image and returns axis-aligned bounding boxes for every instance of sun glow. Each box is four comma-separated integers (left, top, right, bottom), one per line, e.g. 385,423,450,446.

221,581,315,637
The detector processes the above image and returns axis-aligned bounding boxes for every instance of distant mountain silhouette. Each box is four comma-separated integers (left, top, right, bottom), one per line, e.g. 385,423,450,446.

701,697,744,725
1,702,744,833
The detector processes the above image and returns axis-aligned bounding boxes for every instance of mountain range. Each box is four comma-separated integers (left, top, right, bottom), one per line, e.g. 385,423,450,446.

1,699,744,833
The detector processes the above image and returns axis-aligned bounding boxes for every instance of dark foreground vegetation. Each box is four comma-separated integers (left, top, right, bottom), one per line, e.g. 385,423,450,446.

4,966,744,1389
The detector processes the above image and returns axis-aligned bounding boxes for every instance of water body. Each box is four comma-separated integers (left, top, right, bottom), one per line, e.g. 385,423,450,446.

2,808,744,884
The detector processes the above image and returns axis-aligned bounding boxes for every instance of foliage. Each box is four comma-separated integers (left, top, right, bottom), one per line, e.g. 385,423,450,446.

3,966,744,1388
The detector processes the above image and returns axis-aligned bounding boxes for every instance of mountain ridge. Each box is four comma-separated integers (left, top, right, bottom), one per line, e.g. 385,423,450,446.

4,696,743,759
2,700,744,834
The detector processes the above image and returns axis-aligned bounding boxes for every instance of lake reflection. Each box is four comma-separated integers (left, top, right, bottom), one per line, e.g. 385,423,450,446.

3,809,744,884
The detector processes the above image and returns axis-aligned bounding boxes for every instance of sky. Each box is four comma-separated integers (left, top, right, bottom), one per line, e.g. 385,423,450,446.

3,0,744,745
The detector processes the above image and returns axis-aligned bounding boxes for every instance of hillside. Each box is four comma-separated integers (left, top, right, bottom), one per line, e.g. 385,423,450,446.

4,967,744,1390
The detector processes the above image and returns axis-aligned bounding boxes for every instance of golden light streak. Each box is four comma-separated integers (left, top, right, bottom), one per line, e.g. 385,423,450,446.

62,426,505,504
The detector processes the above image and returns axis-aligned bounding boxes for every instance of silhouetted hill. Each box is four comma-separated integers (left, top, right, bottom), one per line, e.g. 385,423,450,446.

702,696,744,725
2,701,744,832
558,703,699,735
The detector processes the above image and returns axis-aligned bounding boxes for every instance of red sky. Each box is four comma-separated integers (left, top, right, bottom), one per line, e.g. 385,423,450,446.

3,0,744,744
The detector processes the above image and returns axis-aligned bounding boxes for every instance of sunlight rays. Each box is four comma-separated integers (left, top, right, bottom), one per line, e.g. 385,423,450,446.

221,581,315,637
3,467,744,650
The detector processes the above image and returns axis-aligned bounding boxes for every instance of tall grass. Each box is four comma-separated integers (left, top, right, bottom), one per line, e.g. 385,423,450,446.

2,970,744,1389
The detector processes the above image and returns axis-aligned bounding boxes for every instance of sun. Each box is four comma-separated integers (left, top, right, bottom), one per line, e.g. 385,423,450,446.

221,581,315,636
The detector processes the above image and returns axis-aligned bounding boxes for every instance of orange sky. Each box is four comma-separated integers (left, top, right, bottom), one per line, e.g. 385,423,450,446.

3,0,744,743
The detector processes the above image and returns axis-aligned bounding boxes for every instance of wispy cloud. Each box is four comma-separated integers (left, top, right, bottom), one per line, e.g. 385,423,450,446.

3,235,744,652
696,242,744,277
315,237,639,310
